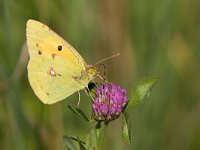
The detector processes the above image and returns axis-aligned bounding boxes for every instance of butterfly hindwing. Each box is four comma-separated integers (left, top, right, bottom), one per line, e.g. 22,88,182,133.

28,55,85,104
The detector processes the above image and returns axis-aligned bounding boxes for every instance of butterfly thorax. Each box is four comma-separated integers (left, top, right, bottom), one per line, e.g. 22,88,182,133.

75,65,97,87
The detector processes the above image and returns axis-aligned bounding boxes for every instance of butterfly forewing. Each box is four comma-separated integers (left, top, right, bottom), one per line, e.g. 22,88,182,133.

26,19,87,104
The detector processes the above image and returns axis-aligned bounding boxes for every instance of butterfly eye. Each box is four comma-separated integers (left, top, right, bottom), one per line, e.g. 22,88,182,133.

58,45,62,51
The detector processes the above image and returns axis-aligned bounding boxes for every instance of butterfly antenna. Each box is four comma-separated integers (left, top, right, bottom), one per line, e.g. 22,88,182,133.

94,53,119,67
98,64,106,82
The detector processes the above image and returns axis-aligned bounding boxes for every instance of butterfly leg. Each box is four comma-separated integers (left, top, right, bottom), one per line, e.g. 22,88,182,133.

84,89,89,96
77,90,81,107
91,80,98,87
84,87,94,100
97,74,110,83
86,86,94,101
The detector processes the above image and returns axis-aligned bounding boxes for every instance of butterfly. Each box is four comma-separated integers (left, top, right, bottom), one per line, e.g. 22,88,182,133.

26,19,98,104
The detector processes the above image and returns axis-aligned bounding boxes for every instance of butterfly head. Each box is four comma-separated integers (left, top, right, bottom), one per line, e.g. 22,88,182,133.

86,65,98,80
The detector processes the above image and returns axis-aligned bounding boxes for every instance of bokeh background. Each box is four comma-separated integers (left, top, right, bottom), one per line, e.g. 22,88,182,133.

0,0,200,149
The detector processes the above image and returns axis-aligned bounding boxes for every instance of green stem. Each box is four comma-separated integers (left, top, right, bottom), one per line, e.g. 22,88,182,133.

97,122,108,150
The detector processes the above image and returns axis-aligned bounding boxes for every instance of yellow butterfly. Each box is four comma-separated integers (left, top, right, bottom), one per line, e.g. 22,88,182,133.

26,19,98,104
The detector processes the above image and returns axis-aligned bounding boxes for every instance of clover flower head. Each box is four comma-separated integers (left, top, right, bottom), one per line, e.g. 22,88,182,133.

92,83,128,122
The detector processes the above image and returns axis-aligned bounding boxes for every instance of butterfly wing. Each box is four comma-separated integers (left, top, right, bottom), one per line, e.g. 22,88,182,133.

26,19,87,104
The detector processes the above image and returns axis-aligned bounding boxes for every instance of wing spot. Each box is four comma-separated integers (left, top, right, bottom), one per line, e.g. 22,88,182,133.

47,67,56,77
58,45,62,51
72,76,79,81
36,43,38,47
52,54,56,59
46,92,49,96
38,50,42,55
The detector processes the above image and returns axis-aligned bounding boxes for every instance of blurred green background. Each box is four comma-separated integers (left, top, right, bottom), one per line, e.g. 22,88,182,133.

0,0,200,149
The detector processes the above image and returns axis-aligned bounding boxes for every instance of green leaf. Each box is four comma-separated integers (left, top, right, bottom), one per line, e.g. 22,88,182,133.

63,135,77,150
126,77,158,111
85,127,98,150
122,112,132,144
77,138,86,150
90,128,98,149
68,104,90,122
70,136,85,145
85,134,91,150
63,135,86,150
79,143,86,150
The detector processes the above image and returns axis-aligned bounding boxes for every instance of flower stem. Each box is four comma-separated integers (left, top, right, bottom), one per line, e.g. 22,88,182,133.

97,122,108,150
